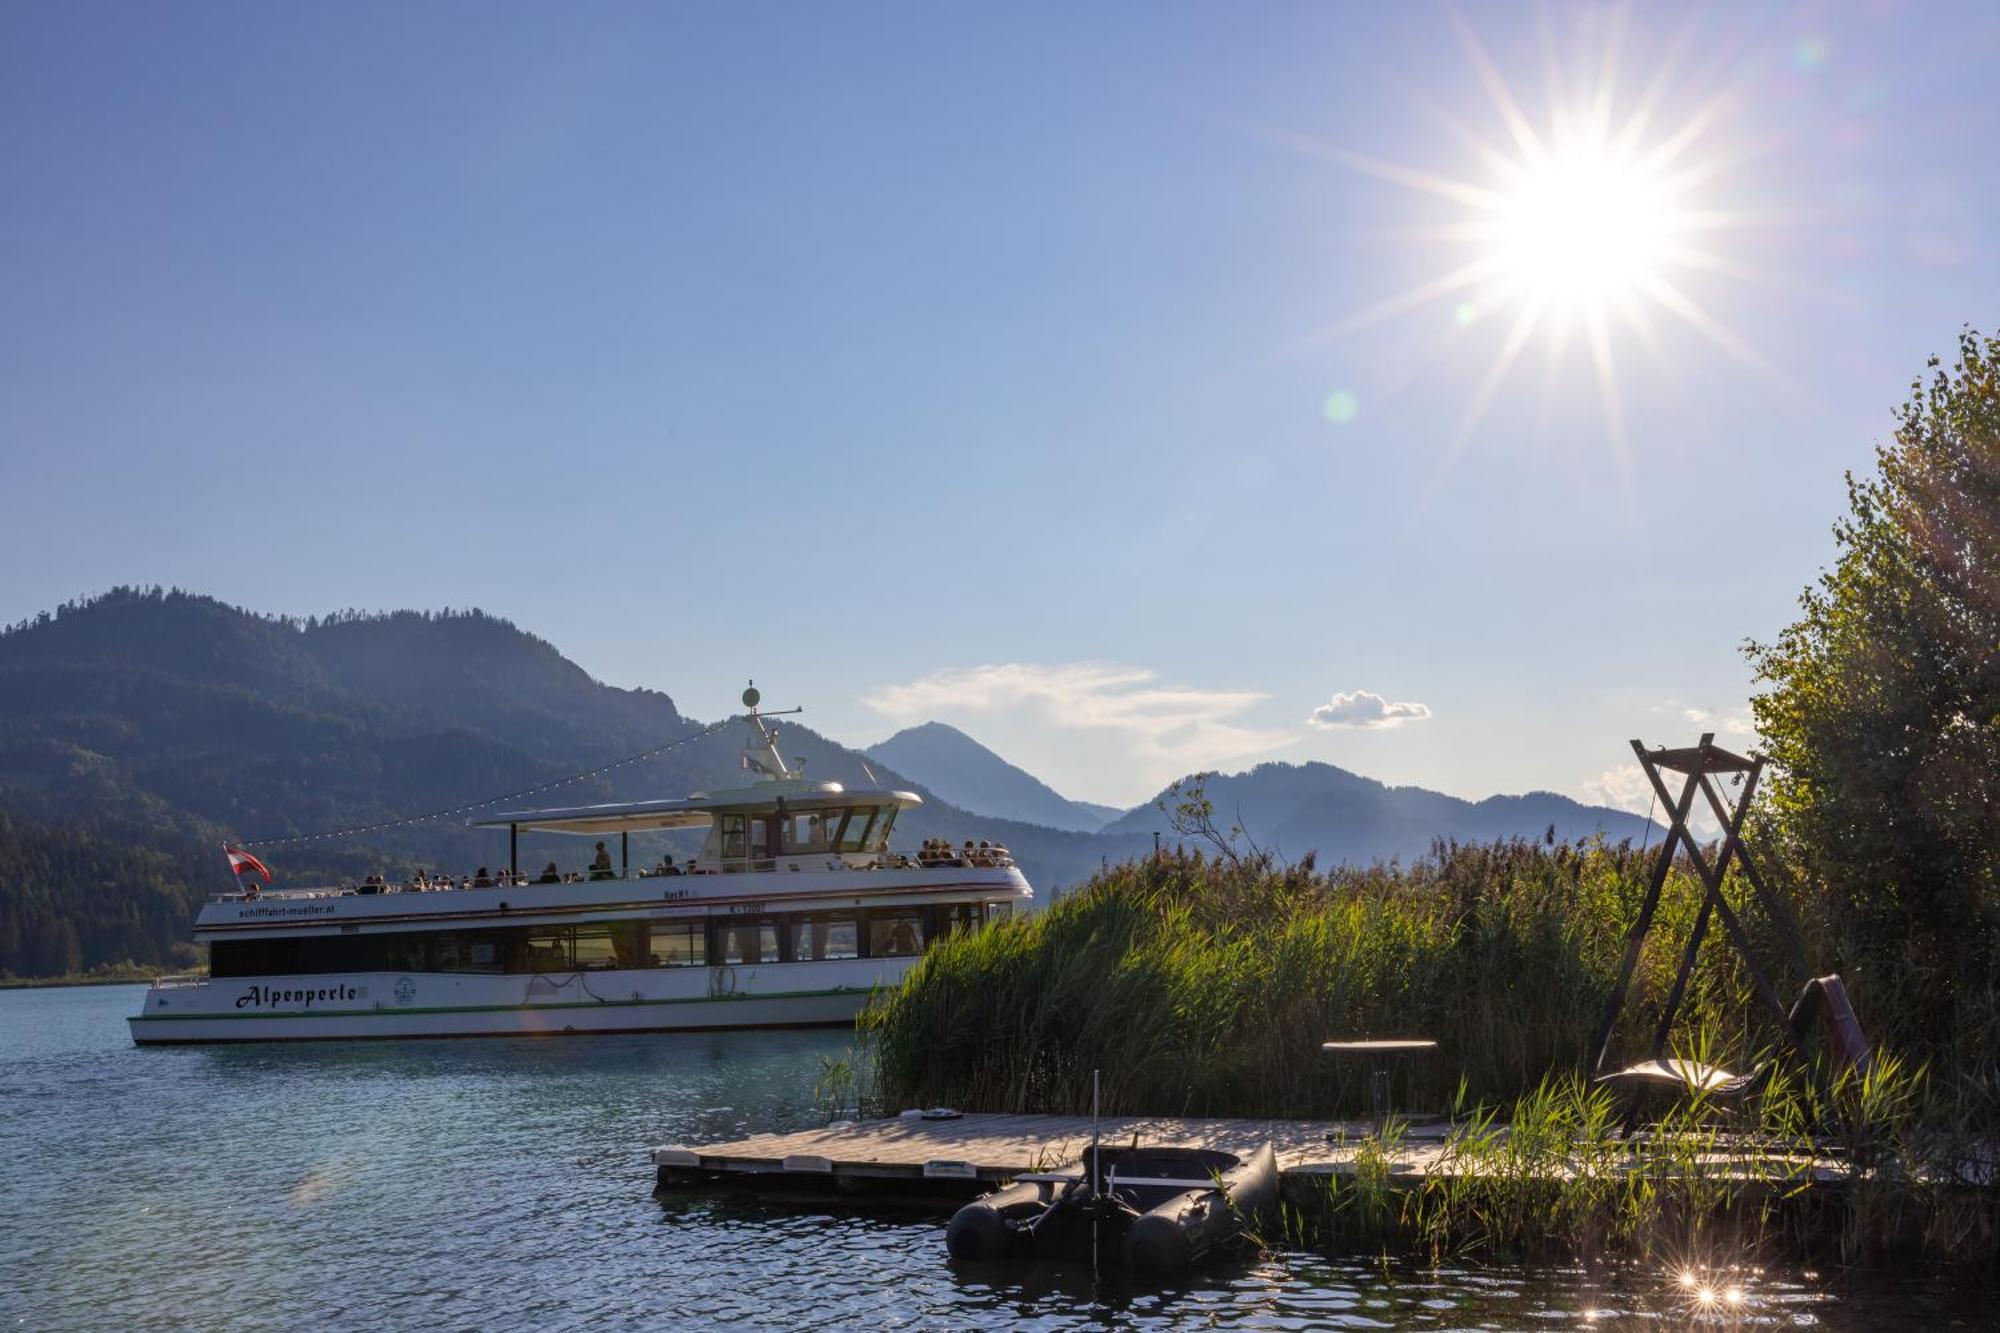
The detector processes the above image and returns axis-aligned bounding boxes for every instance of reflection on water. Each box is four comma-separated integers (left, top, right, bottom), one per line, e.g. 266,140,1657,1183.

0,985,1985,1330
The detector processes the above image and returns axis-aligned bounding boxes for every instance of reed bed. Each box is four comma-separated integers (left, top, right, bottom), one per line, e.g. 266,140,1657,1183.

864,841,1763,1118
860,841,1999,1264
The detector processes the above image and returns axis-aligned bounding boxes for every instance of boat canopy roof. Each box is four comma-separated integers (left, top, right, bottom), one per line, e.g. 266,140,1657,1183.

473,780,922,835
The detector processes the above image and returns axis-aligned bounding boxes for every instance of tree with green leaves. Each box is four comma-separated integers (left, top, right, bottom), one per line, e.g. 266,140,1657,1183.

1747,329,1999,1050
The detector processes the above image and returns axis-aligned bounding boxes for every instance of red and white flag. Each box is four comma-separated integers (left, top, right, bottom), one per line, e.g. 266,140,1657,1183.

224,846,272,884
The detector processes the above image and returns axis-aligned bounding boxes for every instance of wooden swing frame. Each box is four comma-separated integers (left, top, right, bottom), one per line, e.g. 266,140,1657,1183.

1590,733,1816,1077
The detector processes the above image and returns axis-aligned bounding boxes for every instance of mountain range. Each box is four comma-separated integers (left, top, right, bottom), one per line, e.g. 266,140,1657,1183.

0,588,1656,978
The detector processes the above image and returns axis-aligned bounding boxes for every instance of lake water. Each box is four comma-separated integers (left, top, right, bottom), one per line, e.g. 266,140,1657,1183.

0,985,1984,1331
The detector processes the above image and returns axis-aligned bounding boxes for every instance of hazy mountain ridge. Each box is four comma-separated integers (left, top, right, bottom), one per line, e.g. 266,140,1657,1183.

1099,761,1657,864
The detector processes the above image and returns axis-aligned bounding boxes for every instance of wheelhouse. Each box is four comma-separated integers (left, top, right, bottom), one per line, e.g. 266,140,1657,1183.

473,779,924,879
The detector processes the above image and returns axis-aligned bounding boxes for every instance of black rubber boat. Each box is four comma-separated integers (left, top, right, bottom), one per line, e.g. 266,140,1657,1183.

944,1141,1277,1276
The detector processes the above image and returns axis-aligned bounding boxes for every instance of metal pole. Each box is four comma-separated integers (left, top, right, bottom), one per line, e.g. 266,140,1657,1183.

622,830,630,876
510,824,518,879
1091,1068,1101,1280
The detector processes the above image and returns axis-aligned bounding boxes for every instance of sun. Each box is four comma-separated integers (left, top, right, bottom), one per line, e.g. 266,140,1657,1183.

1289,8,1779,483
1492,140,1675,312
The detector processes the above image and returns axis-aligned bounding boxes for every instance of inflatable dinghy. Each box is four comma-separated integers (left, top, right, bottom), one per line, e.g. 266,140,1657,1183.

945,1141,1277,1276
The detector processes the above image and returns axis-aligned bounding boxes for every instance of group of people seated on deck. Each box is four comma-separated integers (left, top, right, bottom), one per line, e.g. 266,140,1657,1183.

916,838,1013,869
346,842,668,894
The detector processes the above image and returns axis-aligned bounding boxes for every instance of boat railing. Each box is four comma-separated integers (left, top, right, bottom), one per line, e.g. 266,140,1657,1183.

206,849,1016,903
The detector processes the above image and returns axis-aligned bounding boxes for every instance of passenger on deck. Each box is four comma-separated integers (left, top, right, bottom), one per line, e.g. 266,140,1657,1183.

590,841,616,880
471,867,494,889
410,869,430,892
536,861,561,884
655,854,680,876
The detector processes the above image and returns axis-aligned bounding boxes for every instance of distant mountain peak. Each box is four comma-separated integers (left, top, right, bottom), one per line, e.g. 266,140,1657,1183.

865,722,1123,833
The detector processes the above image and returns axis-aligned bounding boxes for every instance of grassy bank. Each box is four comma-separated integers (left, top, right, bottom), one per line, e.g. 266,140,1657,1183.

859,841,1998,1264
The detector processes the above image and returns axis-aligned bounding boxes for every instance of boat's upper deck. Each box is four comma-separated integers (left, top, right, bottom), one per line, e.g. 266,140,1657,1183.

196,856,1032,937
201,690,1034,936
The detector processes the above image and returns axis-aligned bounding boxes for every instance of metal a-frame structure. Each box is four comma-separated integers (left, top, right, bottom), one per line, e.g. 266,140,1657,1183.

1591,733,1818,1077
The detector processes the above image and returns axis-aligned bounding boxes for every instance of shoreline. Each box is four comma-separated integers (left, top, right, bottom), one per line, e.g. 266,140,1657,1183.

0,973,180,991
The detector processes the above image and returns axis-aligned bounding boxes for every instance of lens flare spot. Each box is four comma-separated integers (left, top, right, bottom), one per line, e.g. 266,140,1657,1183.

1322,389,1360,425
1794,35,1829,69
1453,301,1477,326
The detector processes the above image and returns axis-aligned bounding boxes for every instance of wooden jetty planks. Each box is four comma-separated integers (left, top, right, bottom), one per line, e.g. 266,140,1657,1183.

654,1112,1846,1194
657,1112,1445,1180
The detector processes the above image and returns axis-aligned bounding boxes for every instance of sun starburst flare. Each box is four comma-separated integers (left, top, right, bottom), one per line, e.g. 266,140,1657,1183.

1294,8,1795,493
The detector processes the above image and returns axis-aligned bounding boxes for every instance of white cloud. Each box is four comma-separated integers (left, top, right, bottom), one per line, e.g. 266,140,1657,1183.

1582,765,1721,836
1583,764,1657,818
1306,690,1433,730
861,661,1292,783
1661,702,1757,741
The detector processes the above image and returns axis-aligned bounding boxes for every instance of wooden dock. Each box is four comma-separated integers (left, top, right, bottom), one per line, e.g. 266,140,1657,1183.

653,1112,1458,1194
650,1111,1847,1200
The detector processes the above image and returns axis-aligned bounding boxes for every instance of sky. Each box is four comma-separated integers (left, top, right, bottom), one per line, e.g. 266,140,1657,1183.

2,1,1995,812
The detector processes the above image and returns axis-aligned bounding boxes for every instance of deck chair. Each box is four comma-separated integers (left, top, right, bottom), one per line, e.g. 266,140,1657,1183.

1596,974,1871,1120
1595,1055,1774,1100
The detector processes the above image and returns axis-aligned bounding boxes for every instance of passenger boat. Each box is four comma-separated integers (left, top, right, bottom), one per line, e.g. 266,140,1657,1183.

944,1141,1278,1275
127,695,1034,1044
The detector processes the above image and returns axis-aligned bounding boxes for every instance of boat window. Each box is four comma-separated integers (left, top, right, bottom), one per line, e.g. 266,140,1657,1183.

783,812,832,854
789,912,859,961
984,900,1015,924
380,932,429,972
720,813,748,861
868,911,926,957
835,808,877,853
651,920,705,967
433,932,504,973
873,808,898,849
937,903,981,938
716,917,780,965
521,929,574,972
210,939,295,977
574,923,646,970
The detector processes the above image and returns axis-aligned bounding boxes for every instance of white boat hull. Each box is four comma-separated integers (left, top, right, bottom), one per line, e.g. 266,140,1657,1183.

127,957,913,1044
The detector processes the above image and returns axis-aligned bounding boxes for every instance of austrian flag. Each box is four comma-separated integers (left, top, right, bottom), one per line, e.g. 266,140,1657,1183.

224,845,272,884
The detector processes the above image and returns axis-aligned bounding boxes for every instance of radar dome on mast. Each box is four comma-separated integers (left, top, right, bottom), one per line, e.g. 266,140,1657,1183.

739,679,789,779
